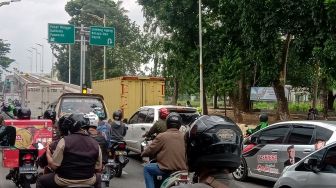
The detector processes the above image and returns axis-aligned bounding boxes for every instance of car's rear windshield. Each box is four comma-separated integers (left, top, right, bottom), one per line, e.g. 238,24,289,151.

168,108,198,125
60,97,107,119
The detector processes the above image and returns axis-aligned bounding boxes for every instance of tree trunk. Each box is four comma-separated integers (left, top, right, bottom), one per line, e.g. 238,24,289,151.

322,78,328,119
203,90,208,115
312,62,320,108
273,33,291,120
327,90,335,111
238,75,249,112
153,54,158,77
213,89,218,109
229,89,243,123
172,78,178,105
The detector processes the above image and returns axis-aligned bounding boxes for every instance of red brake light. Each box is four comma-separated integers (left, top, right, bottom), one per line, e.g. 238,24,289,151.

118,143,126,150
180,174,188,180
23,154,34,161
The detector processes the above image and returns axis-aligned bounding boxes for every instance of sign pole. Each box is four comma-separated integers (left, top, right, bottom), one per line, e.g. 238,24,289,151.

80,24,84,90
103,14,106,80
83,34,86,86
199,0,204,115
68,44,71,84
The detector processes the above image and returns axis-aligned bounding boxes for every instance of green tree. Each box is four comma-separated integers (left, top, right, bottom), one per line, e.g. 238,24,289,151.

0,39,14,76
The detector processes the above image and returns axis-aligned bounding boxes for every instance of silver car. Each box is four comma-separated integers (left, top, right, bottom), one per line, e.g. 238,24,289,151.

274,141,336,188
124,105,198,154
233,121,336,182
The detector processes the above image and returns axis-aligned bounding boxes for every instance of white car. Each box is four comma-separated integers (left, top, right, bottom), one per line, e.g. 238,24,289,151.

274,141,336,188
124,105,198,154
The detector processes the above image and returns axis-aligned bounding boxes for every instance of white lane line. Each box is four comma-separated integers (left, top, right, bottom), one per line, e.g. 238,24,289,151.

122,171,128,175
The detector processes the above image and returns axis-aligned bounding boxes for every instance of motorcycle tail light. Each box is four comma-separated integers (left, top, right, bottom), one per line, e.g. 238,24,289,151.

118,143,126,150
22,154,34,162
179,174,188,180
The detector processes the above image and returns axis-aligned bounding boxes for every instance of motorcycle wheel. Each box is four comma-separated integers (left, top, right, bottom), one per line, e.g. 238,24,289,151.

115,165,123,177
101,182,109,188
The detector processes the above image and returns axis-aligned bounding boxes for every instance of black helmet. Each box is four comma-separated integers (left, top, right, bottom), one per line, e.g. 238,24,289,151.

65,113,90,133
113,110,122,121
17,107,31,120
58,114,70,136
43,110,56,123
166,112,182,129
259,113,268,122
185,115,243,173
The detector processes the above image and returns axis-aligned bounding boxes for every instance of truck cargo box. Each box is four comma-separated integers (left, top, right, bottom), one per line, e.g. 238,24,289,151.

92,76,165,119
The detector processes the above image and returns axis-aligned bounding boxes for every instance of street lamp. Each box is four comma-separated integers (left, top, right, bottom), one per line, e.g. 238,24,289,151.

27,49,33,73
36,43,44,74
86,12,107,79
0,0,21,7
31,47,38,73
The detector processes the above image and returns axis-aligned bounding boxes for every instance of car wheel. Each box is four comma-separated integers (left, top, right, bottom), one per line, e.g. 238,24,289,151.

232,157,248,181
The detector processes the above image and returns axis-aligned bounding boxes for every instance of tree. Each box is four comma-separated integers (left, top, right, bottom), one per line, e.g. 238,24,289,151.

0,39,14,77
54,0,147,86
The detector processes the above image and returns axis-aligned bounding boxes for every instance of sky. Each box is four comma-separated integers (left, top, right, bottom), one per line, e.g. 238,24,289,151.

0,0,144,76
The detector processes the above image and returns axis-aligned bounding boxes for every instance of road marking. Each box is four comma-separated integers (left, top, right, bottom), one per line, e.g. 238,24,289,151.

122,171,128,175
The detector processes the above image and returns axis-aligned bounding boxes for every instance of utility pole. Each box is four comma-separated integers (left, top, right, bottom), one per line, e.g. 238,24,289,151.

27,49,33,73
199,0,204,115
80,24,84,89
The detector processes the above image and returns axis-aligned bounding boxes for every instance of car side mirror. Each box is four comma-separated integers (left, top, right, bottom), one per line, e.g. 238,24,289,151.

304,158,320,173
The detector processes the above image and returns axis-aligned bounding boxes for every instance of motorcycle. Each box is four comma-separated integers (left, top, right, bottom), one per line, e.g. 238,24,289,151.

141,134,156,163
100,158,117,188
109,140,129,178
4,142,45,188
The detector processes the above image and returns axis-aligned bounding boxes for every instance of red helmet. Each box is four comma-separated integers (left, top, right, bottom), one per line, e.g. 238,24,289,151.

159,108,169,120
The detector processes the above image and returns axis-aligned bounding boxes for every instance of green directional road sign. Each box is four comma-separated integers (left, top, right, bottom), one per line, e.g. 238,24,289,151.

48,23,75,44
90,26,115,47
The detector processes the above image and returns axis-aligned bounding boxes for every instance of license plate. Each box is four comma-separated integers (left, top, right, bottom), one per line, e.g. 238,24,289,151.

115,151,127,155
19,166,37,174
101,174,110,181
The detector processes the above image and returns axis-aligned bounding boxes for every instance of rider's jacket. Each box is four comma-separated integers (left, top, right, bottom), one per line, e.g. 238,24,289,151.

110,121,127,141
54,132,101,180
141,128,187,171
144,118,167,138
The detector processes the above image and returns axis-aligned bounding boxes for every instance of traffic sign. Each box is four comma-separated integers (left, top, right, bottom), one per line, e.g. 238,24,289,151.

48,23,75,44
90,26,115,47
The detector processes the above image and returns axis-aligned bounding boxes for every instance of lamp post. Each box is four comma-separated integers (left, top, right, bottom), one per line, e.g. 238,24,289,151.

27,49,33,73
0,0,21,7
31,47,38,73
36,43,44,74
199,0,204,114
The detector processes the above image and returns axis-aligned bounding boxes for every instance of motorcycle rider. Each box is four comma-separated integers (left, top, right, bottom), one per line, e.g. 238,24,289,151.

110,110,127,142
141,112,187,188
246,113,268,135
143,108,169,138
85,113,109,164
173,115,243,188
95,110,111,142
36,113,102,188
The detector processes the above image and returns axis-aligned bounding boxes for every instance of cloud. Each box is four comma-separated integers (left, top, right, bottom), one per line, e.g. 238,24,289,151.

0,0,144,74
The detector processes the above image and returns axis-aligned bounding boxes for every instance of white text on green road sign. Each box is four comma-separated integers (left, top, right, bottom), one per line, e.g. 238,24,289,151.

48,24,75,44
90,26,115,47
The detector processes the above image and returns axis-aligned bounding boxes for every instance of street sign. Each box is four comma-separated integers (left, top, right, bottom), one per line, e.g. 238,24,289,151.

48,23,75,44
90,26,115,47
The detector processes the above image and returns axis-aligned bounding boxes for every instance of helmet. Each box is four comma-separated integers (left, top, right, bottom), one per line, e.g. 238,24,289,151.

43,110,56,122
65,113,90,133
259,113,268,122
84,112,99,128
58,114,71,136
166,112,182,129
185,115,243,173
113,110,122,121
159,108,169,120
17,107,31,120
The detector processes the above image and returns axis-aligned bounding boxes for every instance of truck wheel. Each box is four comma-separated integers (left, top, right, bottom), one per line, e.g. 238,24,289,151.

232,158,248,181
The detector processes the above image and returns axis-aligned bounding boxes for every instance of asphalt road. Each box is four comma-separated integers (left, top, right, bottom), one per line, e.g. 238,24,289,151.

0,152,274,188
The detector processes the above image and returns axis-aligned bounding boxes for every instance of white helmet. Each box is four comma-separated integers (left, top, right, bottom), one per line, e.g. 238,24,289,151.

84,112,99,128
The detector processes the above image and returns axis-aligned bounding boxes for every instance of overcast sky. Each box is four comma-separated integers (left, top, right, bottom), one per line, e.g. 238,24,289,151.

0,0,144,75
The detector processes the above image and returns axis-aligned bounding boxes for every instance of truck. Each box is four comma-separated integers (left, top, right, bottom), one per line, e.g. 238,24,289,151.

92,76,165,119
